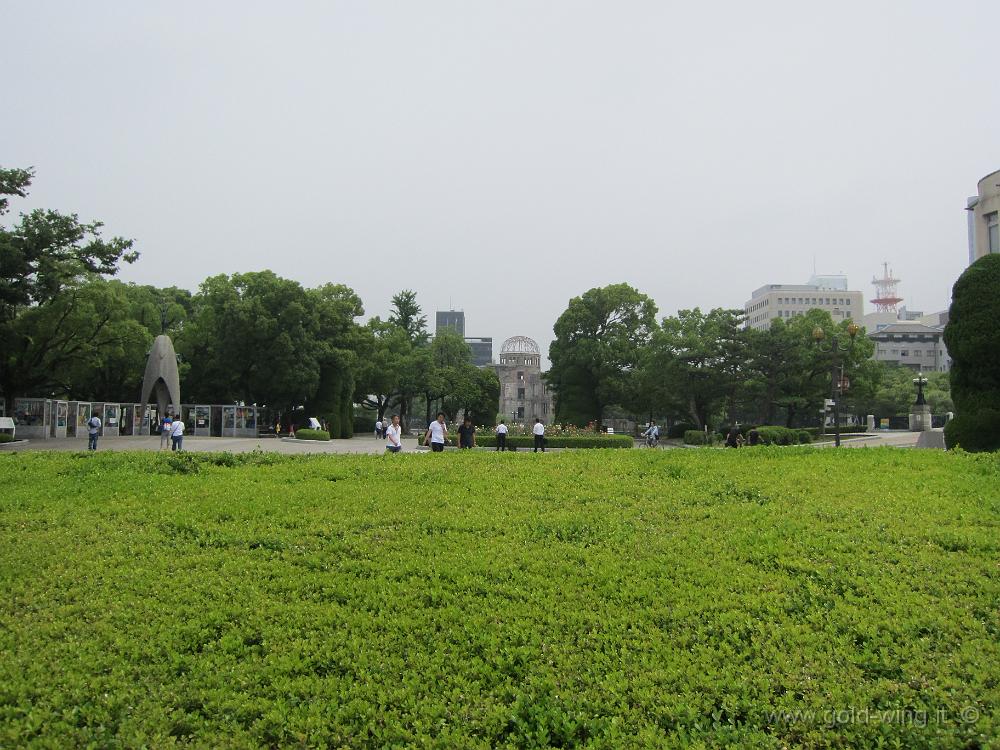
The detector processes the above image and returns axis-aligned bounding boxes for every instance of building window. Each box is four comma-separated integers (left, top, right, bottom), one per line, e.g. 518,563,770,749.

988,212,999,254
517,371,524,382
517,407,524,420
517,388,525,400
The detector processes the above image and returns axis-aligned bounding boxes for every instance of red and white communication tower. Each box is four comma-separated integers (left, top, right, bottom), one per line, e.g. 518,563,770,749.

870,262,903,312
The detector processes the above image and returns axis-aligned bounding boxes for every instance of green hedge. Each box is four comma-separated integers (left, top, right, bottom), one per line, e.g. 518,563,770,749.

754,426,811,446
353,415,375,434
684,430,713,445
445,434,633,449
944,410,1000,452
294,429,330,442
0,433,14,444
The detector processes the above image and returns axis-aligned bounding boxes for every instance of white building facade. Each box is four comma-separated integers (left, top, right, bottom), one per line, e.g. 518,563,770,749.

967,169,1000,264
744,275,864,332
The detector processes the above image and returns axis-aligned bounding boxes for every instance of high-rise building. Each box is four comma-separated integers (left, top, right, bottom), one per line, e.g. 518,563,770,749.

435,310,466,337
435,309,492,367
743,275,864,332
966,169,1000,264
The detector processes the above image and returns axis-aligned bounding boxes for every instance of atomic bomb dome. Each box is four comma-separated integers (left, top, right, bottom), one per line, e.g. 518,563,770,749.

495,335,552,422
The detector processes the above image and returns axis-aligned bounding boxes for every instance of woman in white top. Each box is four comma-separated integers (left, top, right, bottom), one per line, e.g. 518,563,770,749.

385,414,402,453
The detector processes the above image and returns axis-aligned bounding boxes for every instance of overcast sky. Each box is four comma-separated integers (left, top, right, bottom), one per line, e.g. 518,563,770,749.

5,1,999,363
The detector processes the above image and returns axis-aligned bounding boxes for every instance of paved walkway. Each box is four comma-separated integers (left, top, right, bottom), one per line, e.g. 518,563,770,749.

0,435,421,454
2,430,944,454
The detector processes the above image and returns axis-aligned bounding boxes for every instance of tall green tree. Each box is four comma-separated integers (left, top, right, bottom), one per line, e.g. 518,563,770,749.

0,167,138,411
548,283,657,425
178,272,321,410
643,308,748,429
388,290,429,346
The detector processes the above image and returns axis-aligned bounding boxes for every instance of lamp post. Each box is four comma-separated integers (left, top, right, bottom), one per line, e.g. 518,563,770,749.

912,372,928,406
812,323,859,447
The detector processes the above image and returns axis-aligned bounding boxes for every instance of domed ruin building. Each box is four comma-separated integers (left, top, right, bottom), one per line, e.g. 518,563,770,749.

496,336,553,424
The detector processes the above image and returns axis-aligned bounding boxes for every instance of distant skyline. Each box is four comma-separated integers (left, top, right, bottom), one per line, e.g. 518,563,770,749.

5,2,999,365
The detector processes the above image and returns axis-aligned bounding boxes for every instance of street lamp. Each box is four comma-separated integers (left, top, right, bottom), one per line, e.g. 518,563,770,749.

812,323,859,447
912,372,928,406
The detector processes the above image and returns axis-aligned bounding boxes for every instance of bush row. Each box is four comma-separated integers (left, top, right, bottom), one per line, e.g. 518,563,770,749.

685,426,813,446
445,434,633,449
294,428,331,441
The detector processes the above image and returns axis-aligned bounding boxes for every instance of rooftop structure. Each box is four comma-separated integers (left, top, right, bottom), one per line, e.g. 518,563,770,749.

870,262,903,313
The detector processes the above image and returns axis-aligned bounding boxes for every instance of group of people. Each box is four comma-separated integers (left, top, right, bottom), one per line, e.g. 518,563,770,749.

725,426,761,448
376,415,549,453
159,415,185,451
81,411,184,451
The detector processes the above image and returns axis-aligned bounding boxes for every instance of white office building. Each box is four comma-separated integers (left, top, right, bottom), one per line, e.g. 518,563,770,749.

744,275,864,332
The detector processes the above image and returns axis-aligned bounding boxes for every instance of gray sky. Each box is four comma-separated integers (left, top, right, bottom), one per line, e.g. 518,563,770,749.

5,1,999,364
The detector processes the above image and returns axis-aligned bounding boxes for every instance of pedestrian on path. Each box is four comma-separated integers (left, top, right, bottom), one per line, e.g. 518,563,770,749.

424,413,448,452
533,418,546,453
458,417,476,449
86,413,102,451
171,418,185,451
385,414,402,453
495,420,508,451
160,415,173,450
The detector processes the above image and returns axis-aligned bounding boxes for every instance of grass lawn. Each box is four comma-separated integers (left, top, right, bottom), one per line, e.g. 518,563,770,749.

1,448,997,748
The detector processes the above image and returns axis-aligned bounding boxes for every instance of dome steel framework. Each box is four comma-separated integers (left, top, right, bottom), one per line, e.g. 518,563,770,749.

500,336,540,355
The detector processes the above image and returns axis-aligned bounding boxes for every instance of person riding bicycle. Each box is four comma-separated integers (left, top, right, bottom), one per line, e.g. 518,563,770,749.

642,420,660,447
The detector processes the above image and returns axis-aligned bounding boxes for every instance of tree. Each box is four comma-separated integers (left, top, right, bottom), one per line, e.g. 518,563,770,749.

642,308,748,429
548,283,657,425
943,254,1000,450
305,284,364,438
178,272,321,410
388,290,429,346
0,168,138,411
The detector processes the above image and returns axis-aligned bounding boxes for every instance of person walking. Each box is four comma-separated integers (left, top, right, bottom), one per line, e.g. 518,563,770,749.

423,412,448,452
385,414,402,453
170,417,185,451
725,426,743,448
457,416,476,449
159,415,173,450
375,418,383,440
532,418,546,452
495,420,508,451
86,412,102,451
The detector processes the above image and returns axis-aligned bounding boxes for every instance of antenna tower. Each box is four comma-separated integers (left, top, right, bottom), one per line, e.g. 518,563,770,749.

870,262,903,312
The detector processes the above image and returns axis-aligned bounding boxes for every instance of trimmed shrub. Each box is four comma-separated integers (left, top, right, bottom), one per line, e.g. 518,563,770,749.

752,426,811,446
0,433,14,444
667,422,698,439
294,429,330,441
353,415,376,434
944,409,1000,452
944,255,1000,451
684,430,711,445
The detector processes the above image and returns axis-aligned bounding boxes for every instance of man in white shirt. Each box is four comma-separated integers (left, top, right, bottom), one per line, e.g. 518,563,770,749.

385,414,402,453
423,412,448,452
532,418,546,452
170,418,185,451
375,419,383,440
495,420,508,451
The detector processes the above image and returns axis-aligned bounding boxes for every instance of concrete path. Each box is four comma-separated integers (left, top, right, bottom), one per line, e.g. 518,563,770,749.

0,435,422,455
